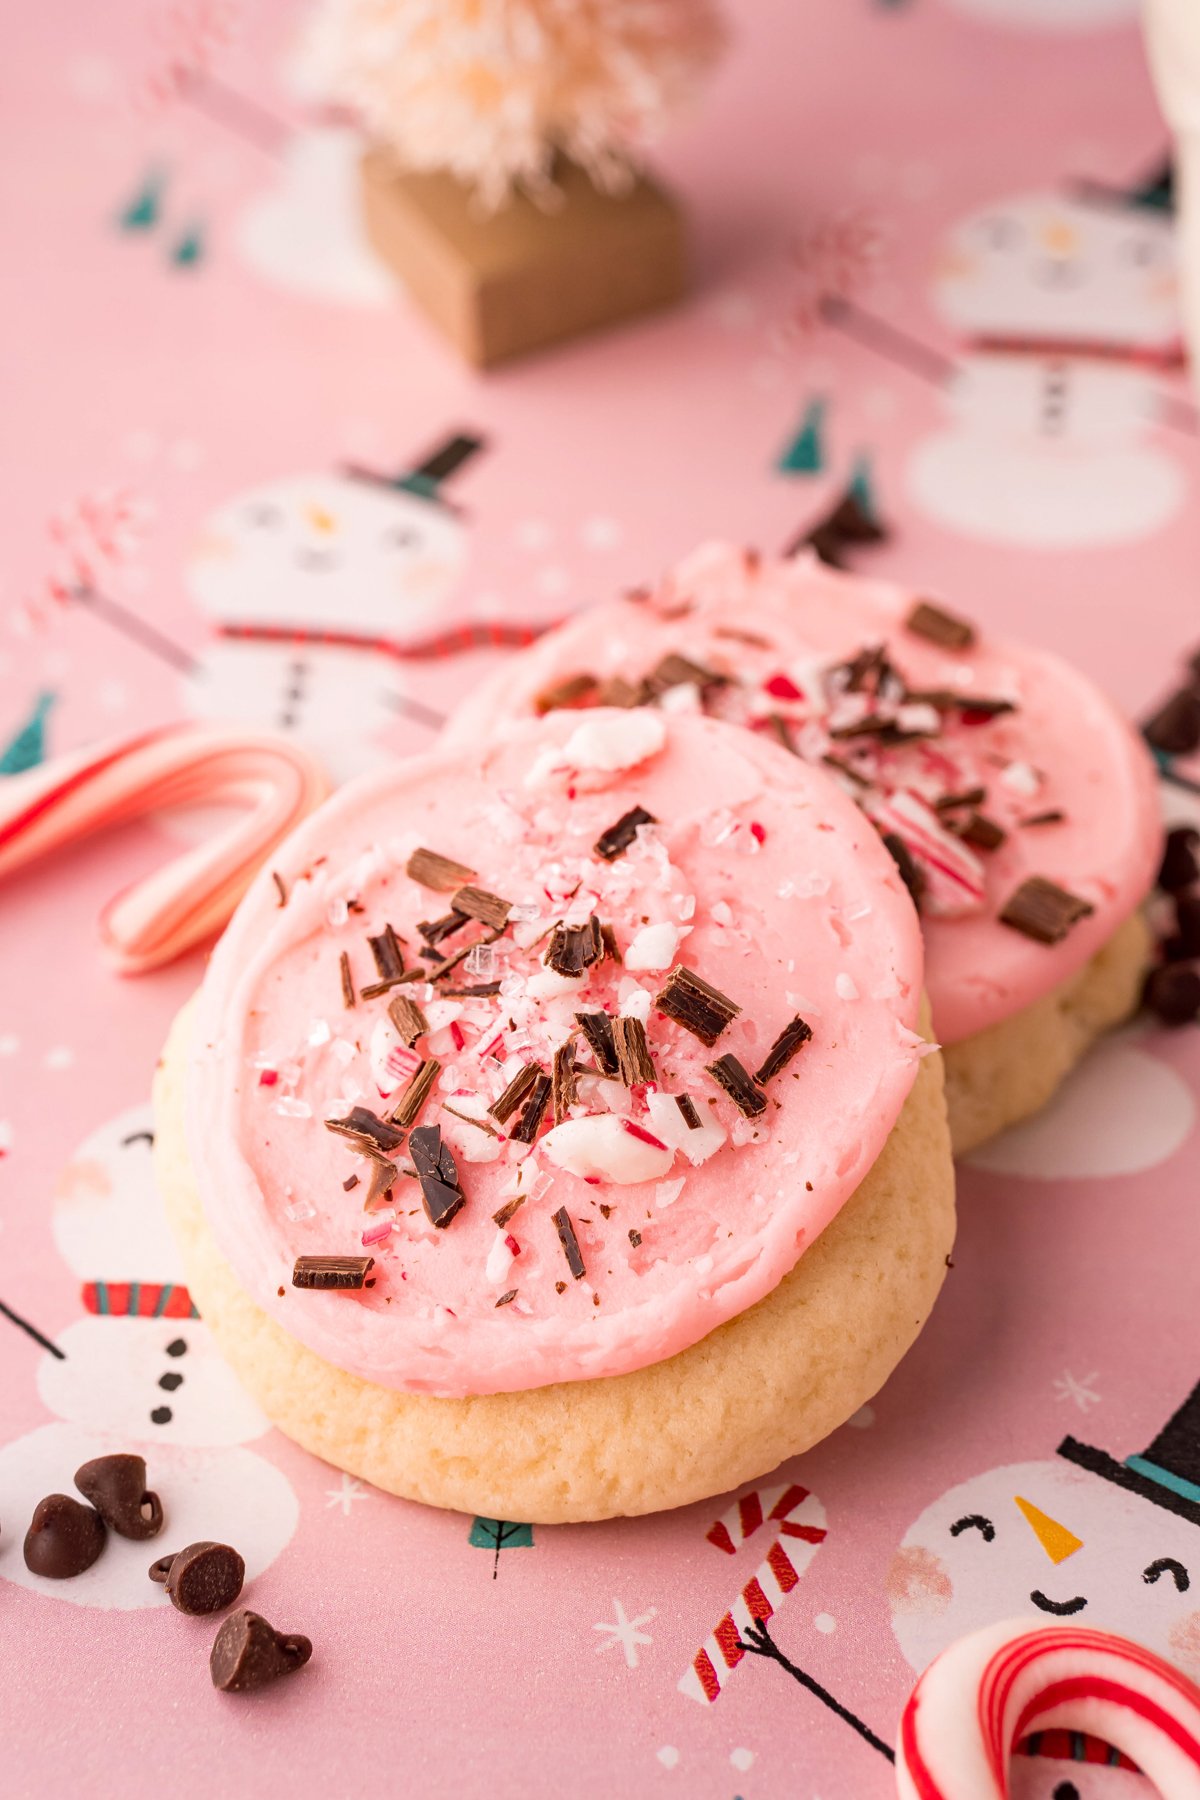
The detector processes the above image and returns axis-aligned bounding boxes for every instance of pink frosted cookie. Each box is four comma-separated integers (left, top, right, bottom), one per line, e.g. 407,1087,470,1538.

444,544,1160,1154
155,708,954,1521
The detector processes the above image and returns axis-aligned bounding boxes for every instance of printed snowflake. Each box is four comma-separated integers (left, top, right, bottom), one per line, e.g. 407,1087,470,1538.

325,1473,371,1514
594,1598,656,1669
791,208,886,335
1053,1371,1101,1414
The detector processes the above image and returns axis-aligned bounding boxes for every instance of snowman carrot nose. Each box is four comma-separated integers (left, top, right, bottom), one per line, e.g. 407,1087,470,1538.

305,504,337,534
1040,219,1078,257
1014,1495,1083,1564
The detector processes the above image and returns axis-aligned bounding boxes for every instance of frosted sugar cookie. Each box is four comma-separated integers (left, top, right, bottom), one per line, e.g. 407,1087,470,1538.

445,544,1159,1153
155,708,953,1522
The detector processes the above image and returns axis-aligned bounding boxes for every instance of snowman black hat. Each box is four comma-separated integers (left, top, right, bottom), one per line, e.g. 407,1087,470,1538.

1072,154,1174,217
344,431,485,510
1058,1379,1200,1529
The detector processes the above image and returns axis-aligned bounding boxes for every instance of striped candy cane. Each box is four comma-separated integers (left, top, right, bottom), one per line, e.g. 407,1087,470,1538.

897,1619,1200,1800
678,1481,828,1704
0,724,328,971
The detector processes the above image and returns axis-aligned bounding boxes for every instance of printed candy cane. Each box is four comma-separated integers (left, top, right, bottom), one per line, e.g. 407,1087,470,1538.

678,1481,828,1704
897,1619,1200,1800
0,724,328,972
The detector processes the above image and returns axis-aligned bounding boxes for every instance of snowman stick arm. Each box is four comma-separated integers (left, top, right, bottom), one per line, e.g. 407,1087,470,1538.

820,295,957,389
73,585,199,675
737,1617,895,1762
378,688,447,732
0,1295,65,1359
178,67,289,159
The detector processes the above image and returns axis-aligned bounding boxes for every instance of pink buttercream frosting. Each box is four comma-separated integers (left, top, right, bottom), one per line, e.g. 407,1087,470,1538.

186,709,924,1397
444,544,1161,1044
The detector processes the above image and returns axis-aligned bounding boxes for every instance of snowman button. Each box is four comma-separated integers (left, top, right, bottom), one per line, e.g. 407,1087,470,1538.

75,1453,164,1541
150,1540,245,1615
24,1494,106,1578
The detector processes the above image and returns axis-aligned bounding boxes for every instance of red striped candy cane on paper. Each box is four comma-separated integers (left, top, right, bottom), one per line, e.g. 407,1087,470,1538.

678,1482,828,1704
897,1619,1200,1800
0,724,328,972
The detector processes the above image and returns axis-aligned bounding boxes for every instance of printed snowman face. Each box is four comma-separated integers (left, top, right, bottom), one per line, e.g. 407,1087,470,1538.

47,1104,269,1446
931,194,1177,351
889,1459,1200,1678
187,473,467,641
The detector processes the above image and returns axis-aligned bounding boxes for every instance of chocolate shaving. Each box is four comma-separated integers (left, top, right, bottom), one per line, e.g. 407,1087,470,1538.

342,1174,359,1192
407,847,476,891
325,1106,406,1156
492,1194,526,1229
821,752,871,788
628,1229,642,1247
364,1159,397,1209
545,916,603,977
1020,810,1066,828
705,1054,768,1118
552,1206,586,1281
599,922,622,965
552,1041,578,1123
999,876,1095,946
489,1061,541,1124
509,1074,552,1144
451,886,512,932
654,966,741,1047
957,813,1007,852
906,689,1013,719
764,713,798,755
409,1125,465,1228
390,1058,440,1130
595,674,643,708
441,1104,500,1138
495,1289,518,1308
1144,688,1200,755
594,806,657,862
882,832,926,910
714,626,772,648
271,871,287,907
388,994,428,1046
905,599,976,651
675,1093,702,1130
339,951,355,1010
534,672,597,714
360,976,409,1000
442,981,502,998
403,928,502,986
934,787,987,813
753,1016,814,1085
418,911,465,947
575,1011,619,1077
645,652,727,695
792,487,886,567
292,1256,374,1291
367,924,404,981
611,1016,656,1088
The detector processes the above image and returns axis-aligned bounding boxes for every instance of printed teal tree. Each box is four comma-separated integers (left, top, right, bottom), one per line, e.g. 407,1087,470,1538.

469,1516,534,1579
0,694,55,775
777,397,826,475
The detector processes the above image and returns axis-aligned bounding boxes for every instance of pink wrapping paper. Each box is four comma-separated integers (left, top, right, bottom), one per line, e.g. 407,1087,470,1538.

2,0,1199,1793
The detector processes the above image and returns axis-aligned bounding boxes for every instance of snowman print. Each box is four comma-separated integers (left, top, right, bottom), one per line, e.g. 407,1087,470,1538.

888,1381,1200,1683
0,1105,298,1609
182,434,486,784
832,189,1185,547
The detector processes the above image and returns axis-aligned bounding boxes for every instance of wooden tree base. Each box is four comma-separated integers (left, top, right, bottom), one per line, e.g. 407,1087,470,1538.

360,150,688,368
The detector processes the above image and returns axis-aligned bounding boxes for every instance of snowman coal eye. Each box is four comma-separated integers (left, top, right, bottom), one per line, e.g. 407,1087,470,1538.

1144,1556,1190,1592
384,525,421,551
1119,236,1165,269
121,1130,154,1148
245,503,284,528
949,1513,995,1541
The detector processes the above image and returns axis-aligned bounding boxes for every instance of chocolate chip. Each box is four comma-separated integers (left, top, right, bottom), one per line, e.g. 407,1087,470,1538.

1144,964,1200,1026
324,1106,406,1156
905,599,976,651
75,1454,163,1541
674,1093,702,1130
409,1124,466,1228
24,1494,106,1578
793,487,886,568
209,1610,312,1694
150,1541,245,1614
1159,827,1200,893
1145,689,1200,755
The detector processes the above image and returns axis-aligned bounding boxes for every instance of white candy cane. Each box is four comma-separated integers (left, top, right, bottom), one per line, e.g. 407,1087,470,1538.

0,724,328,972
678,1481,828,1704
897,1619,1200,1800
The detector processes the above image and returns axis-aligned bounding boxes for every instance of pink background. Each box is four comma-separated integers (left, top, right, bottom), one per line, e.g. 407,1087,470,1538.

2,0,1199,1795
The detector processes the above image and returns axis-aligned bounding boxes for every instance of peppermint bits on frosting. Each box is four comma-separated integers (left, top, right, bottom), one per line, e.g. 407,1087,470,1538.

524,711,667,787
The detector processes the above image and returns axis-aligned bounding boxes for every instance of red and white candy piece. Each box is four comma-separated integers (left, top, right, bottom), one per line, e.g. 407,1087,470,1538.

897,1618,1200,1799
0,724,328,972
